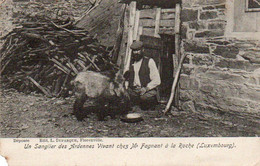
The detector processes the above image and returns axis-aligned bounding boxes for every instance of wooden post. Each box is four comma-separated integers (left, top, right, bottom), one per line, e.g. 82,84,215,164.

124,1,136,73
154,7,162,101
174,3,181,108
133,10,140,41
154,8,161,37
137,26,143,41
164,3,181,112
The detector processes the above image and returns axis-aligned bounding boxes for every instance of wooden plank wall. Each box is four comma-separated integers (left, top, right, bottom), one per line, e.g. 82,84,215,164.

139,8,176,37
123,5,176,72
160,9,176,35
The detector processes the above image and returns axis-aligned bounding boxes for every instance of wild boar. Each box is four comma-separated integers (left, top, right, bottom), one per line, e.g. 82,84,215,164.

72,70,130,121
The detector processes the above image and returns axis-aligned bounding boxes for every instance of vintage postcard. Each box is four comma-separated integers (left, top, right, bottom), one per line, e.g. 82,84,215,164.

0,0,259,165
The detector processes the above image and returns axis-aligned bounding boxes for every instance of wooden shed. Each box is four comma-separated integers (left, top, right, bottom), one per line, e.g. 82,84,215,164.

119,0,182,105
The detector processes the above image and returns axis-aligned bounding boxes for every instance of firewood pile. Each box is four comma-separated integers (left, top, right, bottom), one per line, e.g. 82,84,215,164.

0,15,118,97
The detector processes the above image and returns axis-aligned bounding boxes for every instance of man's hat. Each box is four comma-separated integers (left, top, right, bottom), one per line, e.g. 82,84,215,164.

130,41,143,50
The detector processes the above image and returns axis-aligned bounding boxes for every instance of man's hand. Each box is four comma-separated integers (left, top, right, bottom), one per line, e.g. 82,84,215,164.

139,87,149,95
133,87,149,95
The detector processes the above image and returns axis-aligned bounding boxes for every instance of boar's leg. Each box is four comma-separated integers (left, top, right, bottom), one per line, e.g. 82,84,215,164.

96,98,111,121
97,103,108,121
119,97,131,115
73,93,87,121
110,98,130,118
108,102,117,119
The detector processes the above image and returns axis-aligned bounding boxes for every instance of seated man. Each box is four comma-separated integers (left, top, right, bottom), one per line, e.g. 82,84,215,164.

125,41,161,110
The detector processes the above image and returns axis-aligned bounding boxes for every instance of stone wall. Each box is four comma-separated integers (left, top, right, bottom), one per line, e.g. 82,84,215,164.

180,0,260,120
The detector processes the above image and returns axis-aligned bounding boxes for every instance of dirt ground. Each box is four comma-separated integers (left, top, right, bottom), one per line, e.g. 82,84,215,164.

0,88,259,138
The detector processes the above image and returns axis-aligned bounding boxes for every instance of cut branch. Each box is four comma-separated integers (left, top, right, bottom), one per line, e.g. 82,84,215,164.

79,53,101,71
51,21,85,35
27,76,52,97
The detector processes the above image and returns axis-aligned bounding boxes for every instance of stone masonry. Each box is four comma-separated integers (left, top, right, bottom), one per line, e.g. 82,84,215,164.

180,0,260,121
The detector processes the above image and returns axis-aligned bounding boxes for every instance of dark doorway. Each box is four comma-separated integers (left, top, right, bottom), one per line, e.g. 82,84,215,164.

140,35,175,103
159,34,175,103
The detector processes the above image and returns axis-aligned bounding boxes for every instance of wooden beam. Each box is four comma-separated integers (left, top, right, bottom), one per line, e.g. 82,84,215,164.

124,1,136,73
159,28,175,35
161,13,175,20
137,26,143,41
142,27,156,36
161,8,176,13
140,9,156,19
133,10,140,41
139,19,155,27
160,20,175,27
175,4,181,35
154,8,161,37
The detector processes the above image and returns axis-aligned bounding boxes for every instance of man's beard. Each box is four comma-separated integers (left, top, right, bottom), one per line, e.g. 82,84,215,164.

132,53,143,62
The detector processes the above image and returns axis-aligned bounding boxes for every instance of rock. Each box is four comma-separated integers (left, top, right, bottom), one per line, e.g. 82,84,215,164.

192,54,214,66
215,59,250,70
181,24,188,39
208,22,225,30
181,9,198,22
184,41,210,53
181,101,196,113
214,46,239,59
189,21,207,30
203,70,246,84
202,6,215,10
195,30,224,38
200,85,214,93
206,40,230,45
182,64,194,75
240,51,260,64
215,4,225,9
180,90,194,101
180,75,199,90
200,11,218,20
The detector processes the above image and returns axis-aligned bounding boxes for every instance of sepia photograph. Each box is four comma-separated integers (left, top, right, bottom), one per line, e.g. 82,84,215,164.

0,0,259,165
0,0,259,138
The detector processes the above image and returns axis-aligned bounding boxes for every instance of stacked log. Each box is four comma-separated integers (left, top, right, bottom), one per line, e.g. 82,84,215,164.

0,15,118,97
